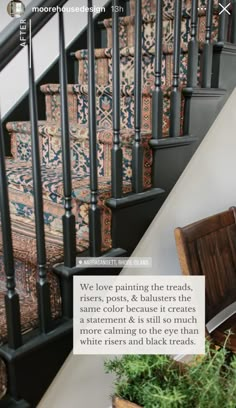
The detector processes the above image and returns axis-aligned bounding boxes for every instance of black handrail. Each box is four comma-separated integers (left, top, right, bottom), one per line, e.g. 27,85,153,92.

0,0,68,71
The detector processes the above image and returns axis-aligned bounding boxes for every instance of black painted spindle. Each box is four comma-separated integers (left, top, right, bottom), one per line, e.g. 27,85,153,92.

169,0,182,137
28,30,52,333
231,0,236,43
132,0,143,193
152,0,163,139
218,0,229,42
59,12,76,268
112,0,123,198
88,0,102,256
187,0,199,87
201,0,214,87
0,113,22,349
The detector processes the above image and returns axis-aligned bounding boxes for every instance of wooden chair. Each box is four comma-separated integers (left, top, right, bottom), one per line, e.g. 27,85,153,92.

175,207,236,352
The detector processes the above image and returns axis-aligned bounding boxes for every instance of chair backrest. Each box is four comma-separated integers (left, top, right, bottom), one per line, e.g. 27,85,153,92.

175,207,236,322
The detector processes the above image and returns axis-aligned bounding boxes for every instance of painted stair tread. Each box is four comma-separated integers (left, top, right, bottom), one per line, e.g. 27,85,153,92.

7,122,153,178
39,83,185,133
40,83,154,128
104,10,219,50
105,14,219,51
41,82,157,94
7,123,153,190
74,46,198,88
7,120,153,142
75,43,205,59
5,160,133,254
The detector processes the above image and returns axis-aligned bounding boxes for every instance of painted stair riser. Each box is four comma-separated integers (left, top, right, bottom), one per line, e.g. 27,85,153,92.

7,124,153,187
40,84,185,136
129,0,219,16
104,13,219,51
41,85,153,130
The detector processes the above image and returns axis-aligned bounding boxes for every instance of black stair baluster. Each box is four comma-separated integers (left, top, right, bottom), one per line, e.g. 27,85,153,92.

59,12,76,268
187,0,199,87
0,112,22,349
218,0,228,42
88,0,102,256
231,0,236,43
169,0,182,137
112,0,123,198
132,0,144,193
28,32,51,333
201,0,214,87
152,0,163,139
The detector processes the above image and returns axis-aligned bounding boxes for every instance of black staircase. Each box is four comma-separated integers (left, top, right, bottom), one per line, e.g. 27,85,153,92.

0,0,236,405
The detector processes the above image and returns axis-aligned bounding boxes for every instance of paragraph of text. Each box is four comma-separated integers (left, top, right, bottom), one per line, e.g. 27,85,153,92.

73,275,205,355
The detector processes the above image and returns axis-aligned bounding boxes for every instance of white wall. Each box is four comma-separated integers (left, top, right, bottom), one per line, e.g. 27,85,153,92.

121,88,236,276
0,0,108,118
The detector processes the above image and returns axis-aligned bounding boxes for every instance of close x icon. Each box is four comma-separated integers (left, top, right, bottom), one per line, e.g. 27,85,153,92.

219,2,231,15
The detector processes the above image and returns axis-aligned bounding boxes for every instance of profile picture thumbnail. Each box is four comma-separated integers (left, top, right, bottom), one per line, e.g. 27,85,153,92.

7,0,25,18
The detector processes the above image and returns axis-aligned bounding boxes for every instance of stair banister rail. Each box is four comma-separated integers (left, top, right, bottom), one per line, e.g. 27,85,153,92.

149,0,163,189
218,0,229,42
0,0,68,72
88,0,102,257
59,11,77,271
132,0,144,193
169,0,182,137
152,0,163,142
202,0,214,87
28,34,52,333
187,0,199,87
111,0,123,199
0,113,22,349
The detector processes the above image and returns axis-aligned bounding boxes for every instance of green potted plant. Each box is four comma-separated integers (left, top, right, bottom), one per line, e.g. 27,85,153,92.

105,339,236,408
